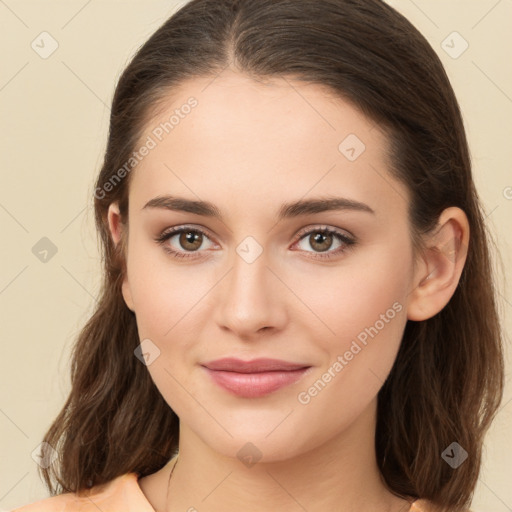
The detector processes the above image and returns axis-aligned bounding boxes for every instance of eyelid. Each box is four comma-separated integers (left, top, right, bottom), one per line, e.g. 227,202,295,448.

294,224,354,240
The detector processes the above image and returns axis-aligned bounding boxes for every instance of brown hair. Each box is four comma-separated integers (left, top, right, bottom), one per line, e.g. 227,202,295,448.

39,1,505,510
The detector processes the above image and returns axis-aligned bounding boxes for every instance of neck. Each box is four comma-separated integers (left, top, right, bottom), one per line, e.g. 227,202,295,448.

165,399,411,512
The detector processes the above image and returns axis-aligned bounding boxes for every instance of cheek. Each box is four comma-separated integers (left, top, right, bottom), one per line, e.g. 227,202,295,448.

293,249,410,409
126,236,208,338
293,268,408,437
299,250,410,350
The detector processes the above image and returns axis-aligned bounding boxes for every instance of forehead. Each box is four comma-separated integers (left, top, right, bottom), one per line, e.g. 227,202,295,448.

159,70,377,151
129,70,408,220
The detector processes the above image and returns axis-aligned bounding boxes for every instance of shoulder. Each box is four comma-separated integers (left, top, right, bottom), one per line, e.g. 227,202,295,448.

10,492,68,512
11,473,154,512
411,499,472,512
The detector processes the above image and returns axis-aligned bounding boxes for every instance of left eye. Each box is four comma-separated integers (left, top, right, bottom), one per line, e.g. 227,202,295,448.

293,227,356,259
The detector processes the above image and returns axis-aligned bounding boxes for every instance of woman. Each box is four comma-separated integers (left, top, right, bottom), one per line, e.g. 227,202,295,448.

14,0,504,511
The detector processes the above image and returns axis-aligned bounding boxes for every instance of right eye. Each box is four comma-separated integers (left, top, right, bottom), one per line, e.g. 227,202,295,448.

155,226,217,259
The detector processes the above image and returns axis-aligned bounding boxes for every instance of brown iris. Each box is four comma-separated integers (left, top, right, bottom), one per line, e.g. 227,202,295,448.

179,230,203,251
309,232,333,252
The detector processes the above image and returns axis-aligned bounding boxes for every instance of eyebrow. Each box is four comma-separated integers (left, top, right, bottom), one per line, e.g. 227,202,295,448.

142,195,375,220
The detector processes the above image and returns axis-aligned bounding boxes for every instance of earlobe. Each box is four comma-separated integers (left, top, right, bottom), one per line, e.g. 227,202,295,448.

407,207,469,321
107,203,135,313
121,279,135,313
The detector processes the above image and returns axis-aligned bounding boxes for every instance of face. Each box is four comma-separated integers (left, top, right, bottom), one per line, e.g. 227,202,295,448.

110,70,419,462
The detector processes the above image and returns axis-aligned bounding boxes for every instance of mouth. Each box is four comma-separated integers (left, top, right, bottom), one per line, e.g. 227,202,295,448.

201,358,312,398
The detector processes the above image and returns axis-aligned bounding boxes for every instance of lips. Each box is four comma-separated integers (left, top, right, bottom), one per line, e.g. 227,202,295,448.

201,358,311,398
203,357,308,373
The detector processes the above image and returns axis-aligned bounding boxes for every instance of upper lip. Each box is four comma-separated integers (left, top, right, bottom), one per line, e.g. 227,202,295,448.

202,358,310,373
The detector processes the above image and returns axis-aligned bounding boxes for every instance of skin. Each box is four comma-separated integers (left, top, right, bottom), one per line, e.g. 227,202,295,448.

107,69,469,512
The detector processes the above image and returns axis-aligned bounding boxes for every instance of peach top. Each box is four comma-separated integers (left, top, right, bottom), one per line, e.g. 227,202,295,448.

12,473,440,511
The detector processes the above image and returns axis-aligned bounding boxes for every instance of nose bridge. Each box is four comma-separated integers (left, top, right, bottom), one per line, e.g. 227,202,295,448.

214,234,286,335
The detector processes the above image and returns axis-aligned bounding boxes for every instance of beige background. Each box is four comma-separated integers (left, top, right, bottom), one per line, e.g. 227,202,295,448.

1,0,510,510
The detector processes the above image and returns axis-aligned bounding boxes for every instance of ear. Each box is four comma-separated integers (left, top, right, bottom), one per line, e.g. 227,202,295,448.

107,202,135,312
407,207,470,321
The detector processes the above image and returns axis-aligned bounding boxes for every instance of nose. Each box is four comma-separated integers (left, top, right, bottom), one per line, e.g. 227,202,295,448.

213,241,288,340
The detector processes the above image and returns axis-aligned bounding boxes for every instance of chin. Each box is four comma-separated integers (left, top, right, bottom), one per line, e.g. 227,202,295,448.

183,409,329,466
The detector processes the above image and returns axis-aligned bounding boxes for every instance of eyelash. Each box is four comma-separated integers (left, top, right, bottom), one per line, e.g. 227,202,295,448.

154,225,356,261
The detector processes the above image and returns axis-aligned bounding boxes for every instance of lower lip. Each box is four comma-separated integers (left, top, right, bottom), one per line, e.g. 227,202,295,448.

203,367,311,398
